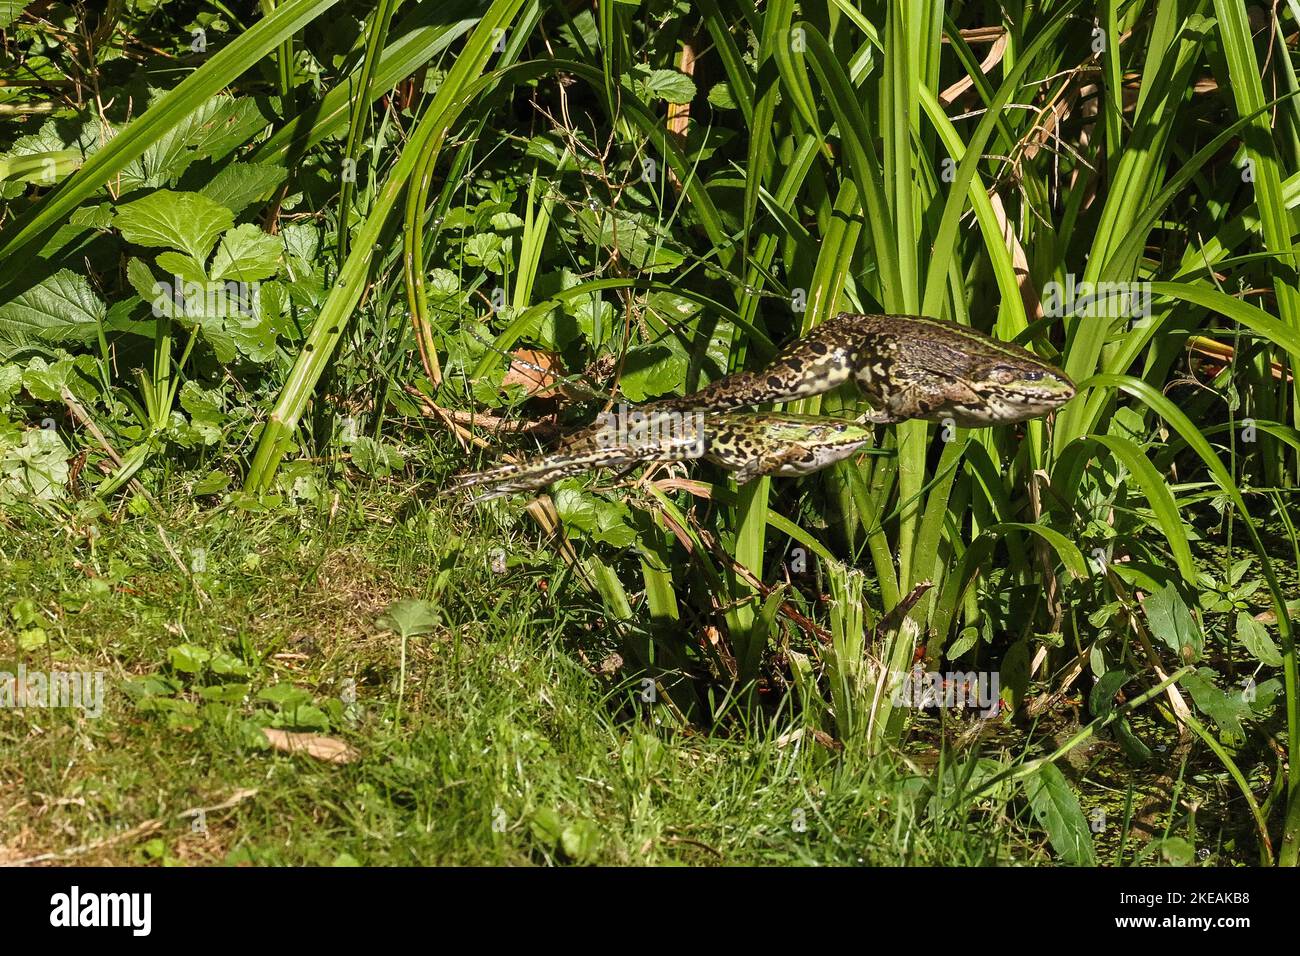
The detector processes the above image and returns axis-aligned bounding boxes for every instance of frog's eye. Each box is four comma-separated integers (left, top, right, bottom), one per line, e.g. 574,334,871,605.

989,365,1043,383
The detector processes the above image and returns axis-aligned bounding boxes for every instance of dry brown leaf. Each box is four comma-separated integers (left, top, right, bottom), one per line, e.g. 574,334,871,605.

501,348,568,399
261,728,359,764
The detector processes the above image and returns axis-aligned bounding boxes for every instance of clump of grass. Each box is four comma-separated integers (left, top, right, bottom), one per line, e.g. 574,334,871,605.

1,484,1037,866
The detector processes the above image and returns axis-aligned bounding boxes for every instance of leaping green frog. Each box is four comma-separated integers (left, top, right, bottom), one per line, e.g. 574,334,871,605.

650,311,1076,426
452,411,877,501
453,313,1075,499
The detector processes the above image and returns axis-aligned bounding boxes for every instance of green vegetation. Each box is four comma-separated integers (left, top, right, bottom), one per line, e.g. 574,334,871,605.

1,0,1298,865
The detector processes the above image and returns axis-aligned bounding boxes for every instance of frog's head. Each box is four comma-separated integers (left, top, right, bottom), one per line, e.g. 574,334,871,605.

964,361,1076,425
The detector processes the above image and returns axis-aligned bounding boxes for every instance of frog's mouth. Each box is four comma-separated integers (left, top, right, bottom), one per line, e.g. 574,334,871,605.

946,383,1076,426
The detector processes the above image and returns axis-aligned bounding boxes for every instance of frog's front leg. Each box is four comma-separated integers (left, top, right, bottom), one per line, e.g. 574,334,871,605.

726,440,868,483
724,444,806,483
877,373,980,423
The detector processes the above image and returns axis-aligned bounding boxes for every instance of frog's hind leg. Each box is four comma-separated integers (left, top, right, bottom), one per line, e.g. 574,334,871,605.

662,313,866,412
451,448,640,500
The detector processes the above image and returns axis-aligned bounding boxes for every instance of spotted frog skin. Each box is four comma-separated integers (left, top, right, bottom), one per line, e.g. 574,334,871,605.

651,312,1076,427
453,313,1073,499
451,412,875,500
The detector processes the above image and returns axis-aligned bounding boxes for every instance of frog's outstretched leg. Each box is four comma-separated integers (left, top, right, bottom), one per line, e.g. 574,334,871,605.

657,312,874,412
451,448,642,500
453,425,707,500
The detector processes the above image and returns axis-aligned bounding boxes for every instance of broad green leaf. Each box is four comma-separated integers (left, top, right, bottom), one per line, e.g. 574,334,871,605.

553,487,638,547
349,436,405,477
0,269,105,350
1143,582,1203,664
1088,669,1152,763
69,204,114,230
0,364,21,405
1139,836,1196,866
0,0,340,266
379,599,440,637
183,97,270,163
628,66,697,104
1024,763,1097,866
211,224,282,282
210,312,277,365
1182,668,1251,739
127,257,172,314
114,190,233,261
707,82,737,109
175,381,227,446
167,643,212,674
258,683,312,708
1088,669,1130,719
156,252,209,285
0,1,33,30
462,233,506,273
559,818,601,862
1236,613,1283,667
619,345,688,401
0,427,70,503
21,354,98,403
199,162,288,216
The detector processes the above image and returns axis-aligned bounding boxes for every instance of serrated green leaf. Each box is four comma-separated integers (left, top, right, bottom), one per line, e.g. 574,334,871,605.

199,162,288,216
0,269,104,350
114,189,234,260
156,251,209,285
0,427,70,502
0,364,22,405
0,1,34,30
20,354,98,403
211,224,282,282
349,436,405,477
620,345,687,401
628,66,696,104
